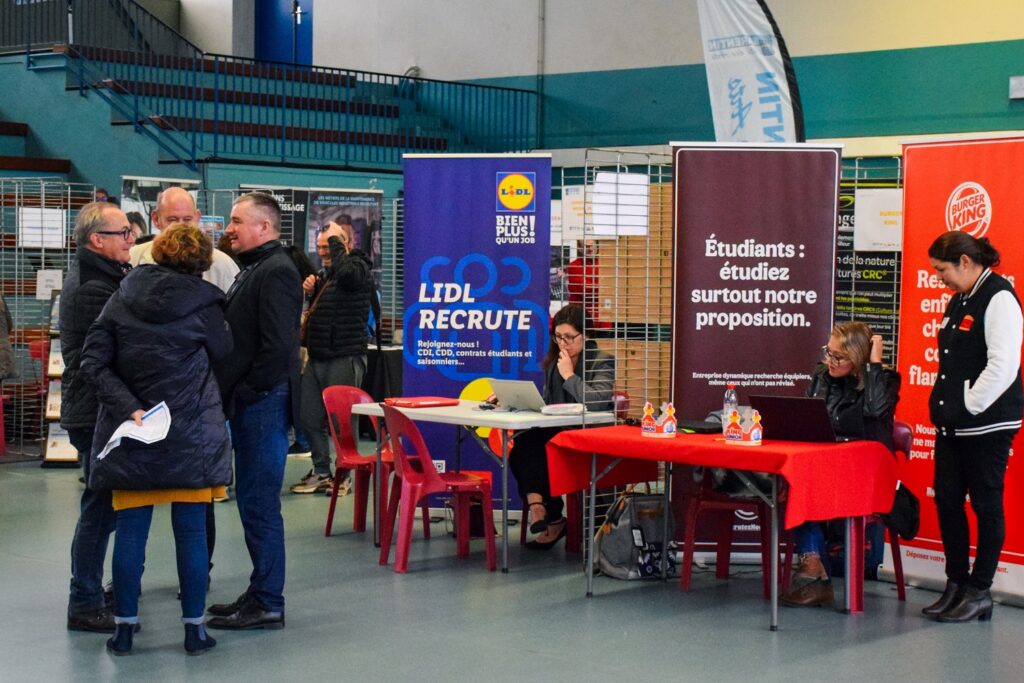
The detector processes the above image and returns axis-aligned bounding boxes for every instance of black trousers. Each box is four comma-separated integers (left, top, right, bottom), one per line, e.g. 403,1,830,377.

507,426,564,521
934,430,1015,589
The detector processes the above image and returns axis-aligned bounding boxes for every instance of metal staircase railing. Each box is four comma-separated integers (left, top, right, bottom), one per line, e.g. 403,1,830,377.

1,0,538,171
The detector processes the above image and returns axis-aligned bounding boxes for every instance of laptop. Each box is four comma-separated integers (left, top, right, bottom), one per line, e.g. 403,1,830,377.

488,379,547,412
747,395,853,443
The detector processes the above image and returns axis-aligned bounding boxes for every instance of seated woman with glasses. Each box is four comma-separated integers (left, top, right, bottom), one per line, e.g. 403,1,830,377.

782,321,900,607
504,304,615,549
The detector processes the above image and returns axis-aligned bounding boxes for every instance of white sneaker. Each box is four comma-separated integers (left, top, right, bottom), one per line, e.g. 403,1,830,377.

290,470,332,494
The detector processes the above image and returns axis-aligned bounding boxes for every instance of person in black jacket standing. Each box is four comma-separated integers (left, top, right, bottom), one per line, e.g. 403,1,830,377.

289,220,373,494
923,232,1022,623
207,193,302,631
62,201,134,633
81,224,232,655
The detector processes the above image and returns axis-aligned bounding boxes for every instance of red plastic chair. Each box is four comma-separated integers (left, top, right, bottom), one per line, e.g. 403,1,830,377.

678,469,776,597
322,385,429,537
28,339,50,385
379,404,496,573
782,422,910,601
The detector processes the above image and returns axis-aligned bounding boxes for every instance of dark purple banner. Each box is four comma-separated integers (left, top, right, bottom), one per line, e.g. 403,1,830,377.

672,144,841,416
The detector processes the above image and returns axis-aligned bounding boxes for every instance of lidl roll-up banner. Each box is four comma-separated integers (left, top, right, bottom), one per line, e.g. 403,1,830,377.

898,137,1024,601
402,154,552,501
672,143,841,418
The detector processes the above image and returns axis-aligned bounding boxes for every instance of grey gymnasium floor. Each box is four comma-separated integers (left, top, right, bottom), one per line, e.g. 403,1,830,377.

1,453,1022,683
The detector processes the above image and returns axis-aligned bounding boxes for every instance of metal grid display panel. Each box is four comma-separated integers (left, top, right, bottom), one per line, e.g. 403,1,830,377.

1,179,94,458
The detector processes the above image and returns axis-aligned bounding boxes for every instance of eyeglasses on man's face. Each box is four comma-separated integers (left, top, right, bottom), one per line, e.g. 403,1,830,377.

553,332,582,345
96,228,134,241
821,345,850,365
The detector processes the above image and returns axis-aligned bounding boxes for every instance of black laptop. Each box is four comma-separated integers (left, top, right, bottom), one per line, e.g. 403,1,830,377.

747,395,854,443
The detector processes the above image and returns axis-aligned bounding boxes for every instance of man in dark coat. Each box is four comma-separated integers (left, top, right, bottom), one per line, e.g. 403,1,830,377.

289,220,373,494
63,201,134,632
207,193,302,631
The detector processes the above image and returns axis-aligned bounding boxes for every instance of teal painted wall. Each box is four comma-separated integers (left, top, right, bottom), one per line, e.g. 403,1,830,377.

474,39,1024,148
0,56,197,192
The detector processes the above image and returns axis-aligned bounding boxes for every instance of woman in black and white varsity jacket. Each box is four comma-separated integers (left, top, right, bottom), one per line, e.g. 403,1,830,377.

924,231,1023,623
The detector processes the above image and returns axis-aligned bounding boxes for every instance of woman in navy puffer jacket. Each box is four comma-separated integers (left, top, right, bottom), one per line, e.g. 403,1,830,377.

82,224,232,656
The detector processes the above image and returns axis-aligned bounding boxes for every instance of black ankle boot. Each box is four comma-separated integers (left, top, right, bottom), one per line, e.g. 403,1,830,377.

937,585,994,623
921,580,964,616
105,623,134,656
184,623,217,655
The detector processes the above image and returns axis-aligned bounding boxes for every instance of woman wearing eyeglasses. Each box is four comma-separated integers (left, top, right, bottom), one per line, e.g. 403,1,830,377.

923,232,1022,623
782,321,900,607
506,304,615,549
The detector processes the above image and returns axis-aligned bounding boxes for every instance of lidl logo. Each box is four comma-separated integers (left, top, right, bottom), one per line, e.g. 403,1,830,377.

496,172,536,212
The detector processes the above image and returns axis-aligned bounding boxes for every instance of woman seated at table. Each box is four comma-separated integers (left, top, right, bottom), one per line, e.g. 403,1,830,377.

782,321,900,607
505,304,615,549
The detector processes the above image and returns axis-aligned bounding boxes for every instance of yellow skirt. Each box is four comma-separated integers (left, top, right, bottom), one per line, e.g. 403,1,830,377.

112,486,228,511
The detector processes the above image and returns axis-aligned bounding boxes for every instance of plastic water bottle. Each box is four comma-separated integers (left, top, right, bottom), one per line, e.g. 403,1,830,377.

722,383,738,435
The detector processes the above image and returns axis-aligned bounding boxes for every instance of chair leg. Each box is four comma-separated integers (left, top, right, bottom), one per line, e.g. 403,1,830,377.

351,468,371,532
394,483,421,574
565,492,582,554
420,499,431,539
715,511,734,580
520,501,528,545
481,489,497,571
379,477,402,566
455,494,470,559
679,499,700,592
889,532,906,602
324,471,343,537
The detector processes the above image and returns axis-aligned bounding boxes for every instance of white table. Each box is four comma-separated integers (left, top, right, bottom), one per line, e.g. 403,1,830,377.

352,399,615,572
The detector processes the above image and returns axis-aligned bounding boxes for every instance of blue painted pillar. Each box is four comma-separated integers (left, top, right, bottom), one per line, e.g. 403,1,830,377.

255,0,313,65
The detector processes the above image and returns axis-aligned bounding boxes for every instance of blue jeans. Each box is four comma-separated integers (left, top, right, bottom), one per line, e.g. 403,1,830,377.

113,503,208,621
230,382,289,612
793,522,827,559
68,428,116,614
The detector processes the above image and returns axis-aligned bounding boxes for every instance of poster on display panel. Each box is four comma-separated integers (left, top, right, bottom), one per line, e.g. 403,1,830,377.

402,154,551,485
897,137,1024,600
120,177,201,234
671,143,841,418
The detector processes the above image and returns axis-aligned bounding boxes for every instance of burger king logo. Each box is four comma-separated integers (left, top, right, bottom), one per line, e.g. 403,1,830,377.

496,172,536,212
945,182,991,237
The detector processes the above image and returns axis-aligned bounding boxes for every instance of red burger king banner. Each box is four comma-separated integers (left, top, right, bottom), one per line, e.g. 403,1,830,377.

898,137,1024,601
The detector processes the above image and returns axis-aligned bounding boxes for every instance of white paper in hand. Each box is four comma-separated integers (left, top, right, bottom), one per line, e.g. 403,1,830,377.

97,402,172,460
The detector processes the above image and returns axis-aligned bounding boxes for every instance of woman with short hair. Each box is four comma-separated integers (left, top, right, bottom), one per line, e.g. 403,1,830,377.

82,224,233,655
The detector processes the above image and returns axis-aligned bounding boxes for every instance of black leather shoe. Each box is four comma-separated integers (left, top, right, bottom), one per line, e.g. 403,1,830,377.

105,623,135,656
67,606,116,633
206,601,285,630
207,591,253,617
937,585,994,623
922,580,965,617
526,520,567,551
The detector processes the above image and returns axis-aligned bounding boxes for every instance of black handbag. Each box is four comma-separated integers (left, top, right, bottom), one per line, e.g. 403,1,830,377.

880,482,920,541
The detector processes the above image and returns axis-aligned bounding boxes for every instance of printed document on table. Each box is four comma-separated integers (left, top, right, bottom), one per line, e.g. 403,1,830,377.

97,402,172,460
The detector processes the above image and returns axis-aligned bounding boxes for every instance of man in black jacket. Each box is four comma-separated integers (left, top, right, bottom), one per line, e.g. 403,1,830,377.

290,220,373,493
63,201,134,632
207,193,302,631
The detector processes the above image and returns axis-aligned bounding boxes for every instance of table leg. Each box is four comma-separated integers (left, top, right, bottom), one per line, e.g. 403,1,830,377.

770,475,779,631
586,452,598,597
843,516,865,613
373,423,383,548
500,429,510,574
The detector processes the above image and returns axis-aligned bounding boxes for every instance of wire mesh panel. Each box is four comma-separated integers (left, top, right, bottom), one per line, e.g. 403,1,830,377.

835,157,903,365
1,178,94,459
378,196,403,345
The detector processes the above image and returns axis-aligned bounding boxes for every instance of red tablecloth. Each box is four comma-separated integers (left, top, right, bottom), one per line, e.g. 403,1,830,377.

547,426,898,529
